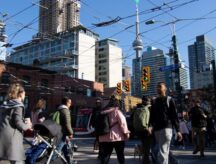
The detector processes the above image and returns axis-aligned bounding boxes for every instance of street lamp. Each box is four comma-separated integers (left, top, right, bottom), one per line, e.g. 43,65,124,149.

146,19,182,108
145,19,176,36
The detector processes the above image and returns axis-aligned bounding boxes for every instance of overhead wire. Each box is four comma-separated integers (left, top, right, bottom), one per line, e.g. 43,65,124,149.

3,1,40,22
146,0,179,20
145,6,216,46
6,0,199,50
5,0,208,68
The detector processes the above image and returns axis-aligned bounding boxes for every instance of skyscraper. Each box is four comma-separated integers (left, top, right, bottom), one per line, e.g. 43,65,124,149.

179,63,189,90
122,65,131,81
188,35,215,89
132,57,142,97
141,47,171,96
95,39,122,88
39,0,80,36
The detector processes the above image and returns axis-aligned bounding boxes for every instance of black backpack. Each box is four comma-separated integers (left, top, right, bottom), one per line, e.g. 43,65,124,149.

95,112,110,136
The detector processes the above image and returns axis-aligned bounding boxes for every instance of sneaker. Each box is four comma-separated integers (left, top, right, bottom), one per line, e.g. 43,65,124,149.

200,153,205,158
193,149,199,154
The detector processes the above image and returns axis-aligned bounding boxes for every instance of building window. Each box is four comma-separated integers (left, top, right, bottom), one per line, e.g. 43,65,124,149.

86,89,92,97
99,72,107,76
1,72,10,84
99,41,107,47
99,54,106,58
99,77,107,82
99,48,105,52
99,59,107,64
99,66,106,70
41,79,49,88
77,87,86,95
65,87,70,92
23,75,31,86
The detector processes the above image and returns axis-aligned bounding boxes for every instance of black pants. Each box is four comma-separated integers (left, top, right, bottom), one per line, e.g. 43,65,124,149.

100,141,125,164
137,130,152,164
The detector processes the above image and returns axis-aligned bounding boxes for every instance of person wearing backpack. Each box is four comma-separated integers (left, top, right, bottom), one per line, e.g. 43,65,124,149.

90,97,103,158
133,96,152,164
99,96,130,164
149,82,182,164
51,97,73,164
0,83,32,164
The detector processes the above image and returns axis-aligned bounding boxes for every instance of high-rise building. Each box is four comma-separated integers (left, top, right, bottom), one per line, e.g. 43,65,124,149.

122,65,131,81
0,21,7,61
140,47,171,97
188,35,215,89
179,63,189,90
131,57,142,97
9,26,99,81
39,0,80,36
95,39,122,88
193,66,214,89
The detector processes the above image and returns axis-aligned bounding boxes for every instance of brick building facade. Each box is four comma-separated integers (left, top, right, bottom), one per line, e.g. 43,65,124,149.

0,63,104,114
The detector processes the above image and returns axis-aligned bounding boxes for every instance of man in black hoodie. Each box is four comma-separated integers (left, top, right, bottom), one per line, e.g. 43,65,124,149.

189,99,207,157
90,97,103,158
150,82,182,164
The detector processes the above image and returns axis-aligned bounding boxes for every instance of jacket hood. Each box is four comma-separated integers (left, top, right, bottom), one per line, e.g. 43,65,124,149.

58,105,69,110
0,99,24,109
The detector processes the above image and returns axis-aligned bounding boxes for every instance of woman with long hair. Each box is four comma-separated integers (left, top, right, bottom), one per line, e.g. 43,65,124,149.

31,98,46,125
0,83,31,163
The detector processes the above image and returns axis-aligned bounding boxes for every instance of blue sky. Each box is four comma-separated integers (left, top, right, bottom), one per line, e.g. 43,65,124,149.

1,0,216,68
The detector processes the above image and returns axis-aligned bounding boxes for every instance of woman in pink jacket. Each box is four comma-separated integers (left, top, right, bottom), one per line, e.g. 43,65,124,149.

99,97,130,164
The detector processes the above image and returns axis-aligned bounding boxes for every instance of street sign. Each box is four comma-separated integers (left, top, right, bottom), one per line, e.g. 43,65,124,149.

159,64,179,72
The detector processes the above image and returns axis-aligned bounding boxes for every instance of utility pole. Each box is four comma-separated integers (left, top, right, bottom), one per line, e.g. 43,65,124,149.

211,60,216,104
172,35,182,110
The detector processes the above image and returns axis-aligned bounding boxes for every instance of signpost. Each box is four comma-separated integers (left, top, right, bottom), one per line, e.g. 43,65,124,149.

159,64,179,72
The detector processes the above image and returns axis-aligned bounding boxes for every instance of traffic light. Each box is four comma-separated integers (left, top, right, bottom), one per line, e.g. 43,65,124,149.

141,79,148,91
142,66,150,83
116,82,122,95
123,80,130,92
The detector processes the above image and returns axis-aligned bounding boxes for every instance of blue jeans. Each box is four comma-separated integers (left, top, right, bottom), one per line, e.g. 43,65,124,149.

52,135,72,164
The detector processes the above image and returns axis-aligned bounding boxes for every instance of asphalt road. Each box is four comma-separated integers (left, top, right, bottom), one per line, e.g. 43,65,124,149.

72,137,216,164
0,137,215,164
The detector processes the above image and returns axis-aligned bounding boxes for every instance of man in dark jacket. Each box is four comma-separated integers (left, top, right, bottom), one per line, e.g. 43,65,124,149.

150,82,182,164
189,99,207,157
53,97,73,164
90,97,103,158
